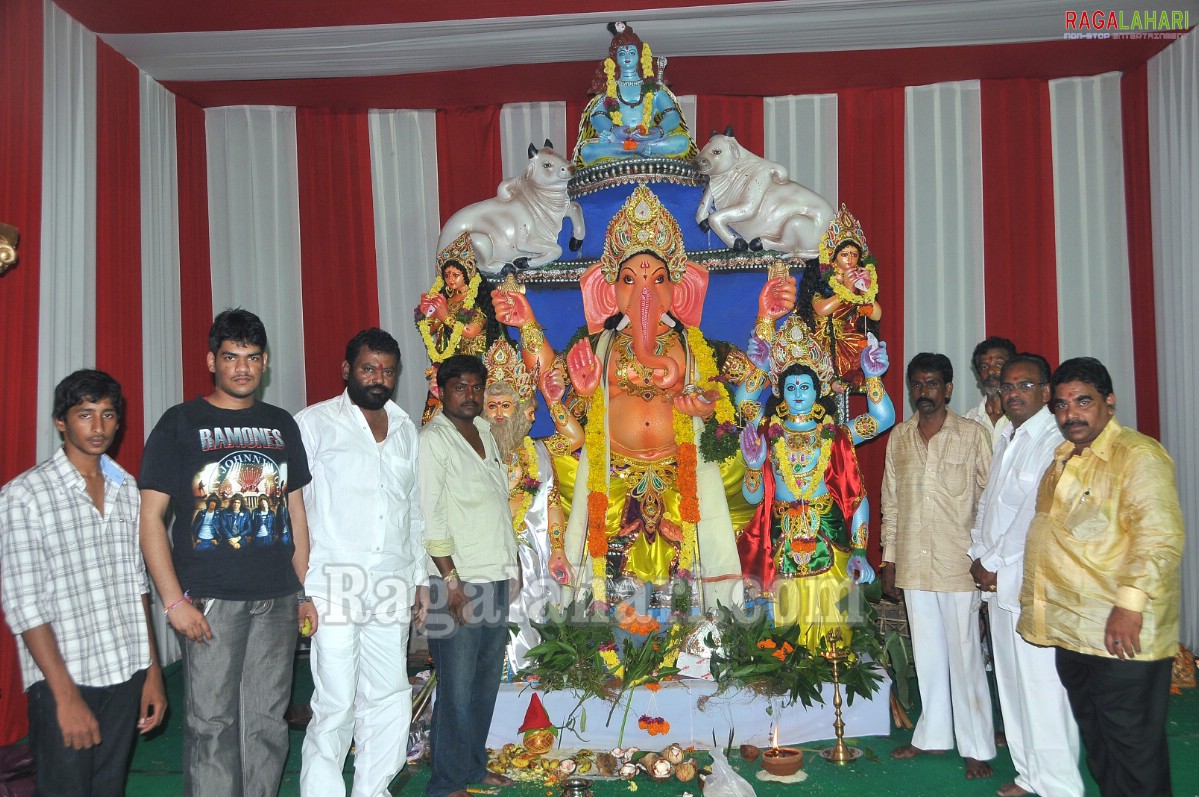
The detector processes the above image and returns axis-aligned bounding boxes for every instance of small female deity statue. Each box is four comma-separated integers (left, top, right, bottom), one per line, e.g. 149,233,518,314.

799,205,883,391
574,22,697,168
415,231,507,422
734,302,895,649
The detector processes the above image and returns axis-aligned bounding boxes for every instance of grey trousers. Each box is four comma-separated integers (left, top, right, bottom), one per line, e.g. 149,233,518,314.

179,594,299,797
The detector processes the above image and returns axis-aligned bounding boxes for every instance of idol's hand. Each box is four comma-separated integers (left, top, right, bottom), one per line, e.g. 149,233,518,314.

674,388,718,419
548,551,573,586
490,289,536,328
540,363,566,405
567,338,601,398
758,276,797,321
741,424,767,470
848,551,876,585
861,333,888,378
747,334,771,372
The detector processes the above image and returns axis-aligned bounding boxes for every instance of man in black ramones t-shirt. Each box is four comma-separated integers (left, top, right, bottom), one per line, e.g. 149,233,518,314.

139,308,316,797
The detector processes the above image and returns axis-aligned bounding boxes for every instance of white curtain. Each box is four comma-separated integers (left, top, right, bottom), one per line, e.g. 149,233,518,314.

1149,30,1199,648
204,106,307,412
38,0,96,460
368,109,442,420
499,102,567,180
138,72,183,666
1050,73,1138,427
763,94,838,206
903,81,985,398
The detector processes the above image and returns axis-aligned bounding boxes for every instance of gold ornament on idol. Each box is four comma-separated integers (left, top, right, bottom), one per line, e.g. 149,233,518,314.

774,420,834,503
599,184,688,284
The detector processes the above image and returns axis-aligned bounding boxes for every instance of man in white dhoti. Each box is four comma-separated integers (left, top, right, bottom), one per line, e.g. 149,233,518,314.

968,353,1082,797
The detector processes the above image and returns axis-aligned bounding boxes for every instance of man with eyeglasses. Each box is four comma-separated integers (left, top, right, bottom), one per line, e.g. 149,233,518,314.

963,337,1017,444
968,354,1082,797
1018,357,1183,797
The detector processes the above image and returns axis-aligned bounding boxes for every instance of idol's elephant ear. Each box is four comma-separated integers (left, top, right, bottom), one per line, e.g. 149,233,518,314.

671,262,710,329
579,263,618,334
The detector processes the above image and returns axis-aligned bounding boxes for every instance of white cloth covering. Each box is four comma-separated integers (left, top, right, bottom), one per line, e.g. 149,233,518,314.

506,440,563,675
904,589,996,761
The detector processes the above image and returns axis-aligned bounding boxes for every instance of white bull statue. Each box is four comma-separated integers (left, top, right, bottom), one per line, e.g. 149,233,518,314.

437,140,585,276
695,131,833,259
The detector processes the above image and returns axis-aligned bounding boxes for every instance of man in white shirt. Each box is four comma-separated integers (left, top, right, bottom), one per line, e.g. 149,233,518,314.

963,336,1016,444
296,328,429,797
419,354,518,797
968,353,1082,797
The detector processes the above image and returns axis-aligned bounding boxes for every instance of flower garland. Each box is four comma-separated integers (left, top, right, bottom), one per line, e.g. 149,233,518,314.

585,386,610,605
416,272,482,363
772,420,835,502
826,262,878,306
602,43,657,133
509,437,540,537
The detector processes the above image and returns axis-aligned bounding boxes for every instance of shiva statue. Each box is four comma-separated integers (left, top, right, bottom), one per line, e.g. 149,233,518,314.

492,184,746,613
734,286,894,648
798,205,883,392
573,22,697,168
415,231,507,423
481,339,583,677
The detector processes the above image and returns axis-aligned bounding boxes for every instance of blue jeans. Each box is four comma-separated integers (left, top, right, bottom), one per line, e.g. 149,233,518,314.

27,669,145,797
179,594,299,797
425,579,509,797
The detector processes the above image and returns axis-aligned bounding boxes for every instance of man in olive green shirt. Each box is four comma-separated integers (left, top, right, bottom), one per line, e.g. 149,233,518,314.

1019,357,1184,797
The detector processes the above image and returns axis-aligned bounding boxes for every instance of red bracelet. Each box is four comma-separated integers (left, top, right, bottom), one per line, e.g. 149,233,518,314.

163,592,191,615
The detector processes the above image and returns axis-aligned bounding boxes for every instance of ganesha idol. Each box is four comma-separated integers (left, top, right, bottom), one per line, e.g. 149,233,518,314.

493,184,756,612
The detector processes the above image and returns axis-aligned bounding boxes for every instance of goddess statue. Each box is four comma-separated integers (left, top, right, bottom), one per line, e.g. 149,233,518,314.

799,205,883,391
573,22,697,168
735,292,895,648
492,184,745,612
415,232,507,423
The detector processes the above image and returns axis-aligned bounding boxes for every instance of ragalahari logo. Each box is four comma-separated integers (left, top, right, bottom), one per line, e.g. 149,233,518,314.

1063,9,1190,39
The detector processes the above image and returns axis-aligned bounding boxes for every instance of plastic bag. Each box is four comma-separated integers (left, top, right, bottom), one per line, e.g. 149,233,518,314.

704,748,756,797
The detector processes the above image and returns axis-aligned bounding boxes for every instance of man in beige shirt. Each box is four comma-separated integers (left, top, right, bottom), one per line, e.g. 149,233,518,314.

419,354,519,797
882,352,995,779
1019,357,1183,797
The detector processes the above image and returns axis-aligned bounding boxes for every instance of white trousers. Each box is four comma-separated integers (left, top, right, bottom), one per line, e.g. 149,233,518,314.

988,596,1084,796
300,597,414,797
905,589,996,760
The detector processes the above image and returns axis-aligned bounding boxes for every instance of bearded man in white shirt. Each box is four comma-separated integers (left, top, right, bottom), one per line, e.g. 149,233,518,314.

296,328,430,797
968,353,1082,797
963,336,1017,444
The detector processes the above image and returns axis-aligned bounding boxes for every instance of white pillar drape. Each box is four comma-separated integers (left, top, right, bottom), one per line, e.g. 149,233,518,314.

38,0,97,459
1050,72,1138,427
1149,30,1199,648
903,81,985,399
763,94,839,206
138,71,183,666
499,101,567,180
368,109,442,420
204,106,307,413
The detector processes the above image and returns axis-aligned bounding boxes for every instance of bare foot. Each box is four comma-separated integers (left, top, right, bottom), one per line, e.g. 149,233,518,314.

891,744,948,760
964,757,994,779
483,772,515,787
995,730,1007,748
995,782,1031,797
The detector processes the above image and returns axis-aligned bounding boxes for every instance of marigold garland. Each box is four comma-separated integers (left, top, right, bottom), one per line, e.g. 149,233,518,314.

416,272,482,363
826,262,878,306
509,437,540,537
773,420,834,502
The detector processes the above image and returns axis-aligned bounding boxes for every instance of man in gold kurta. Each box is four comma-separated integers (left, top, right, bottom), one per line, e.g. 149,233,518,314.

1019,357,1183,797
